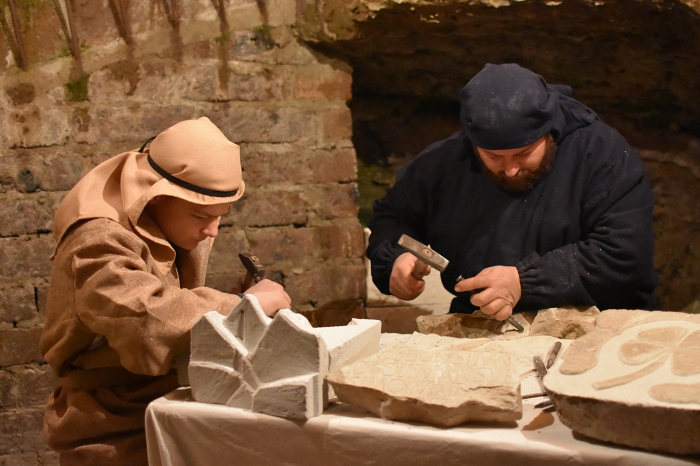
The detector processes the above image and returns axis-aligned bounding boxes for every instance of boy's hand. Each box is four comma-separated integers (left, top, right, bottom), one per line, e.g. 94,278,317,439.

243,279,291,317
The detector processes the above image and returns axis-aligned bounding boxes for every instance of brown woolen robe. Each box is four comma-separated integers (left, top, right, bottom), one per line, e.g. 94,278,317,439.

40,118,246,466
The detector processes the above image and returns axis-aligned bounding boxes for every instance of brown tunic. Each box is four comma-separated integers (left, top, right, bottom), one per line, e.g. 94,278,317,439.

40,118,246,465
41,218,240,465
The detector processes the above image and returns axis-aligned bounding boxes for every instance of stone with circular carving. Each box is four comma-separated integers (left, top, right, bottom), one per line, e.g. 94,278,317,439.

544,310,700,455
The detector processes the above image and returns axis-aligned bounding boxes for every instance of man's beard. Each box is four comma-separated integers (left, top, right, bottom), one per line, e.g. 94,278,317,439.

479,135,557,194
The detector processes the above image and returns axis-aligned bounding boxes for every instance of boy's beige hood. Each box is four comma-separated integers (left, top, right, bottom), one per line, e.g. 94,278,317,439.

52,117,245,256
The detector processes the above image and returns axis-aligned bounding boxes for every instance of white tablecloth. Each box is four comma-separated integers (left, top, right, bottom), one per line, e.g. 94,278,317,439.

146,388,700,466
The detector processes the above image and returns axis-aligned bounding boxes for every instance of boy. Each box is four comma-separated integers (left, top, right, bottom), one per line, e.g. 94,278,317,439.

40,117,290,465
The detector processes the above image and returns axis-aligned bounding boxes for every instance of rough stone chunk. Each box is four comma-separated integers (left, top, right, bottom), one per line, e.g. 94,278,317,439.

189,361,242,405
529,306,600,339
250,310,328,384
327,343,522,426
545,310,700,455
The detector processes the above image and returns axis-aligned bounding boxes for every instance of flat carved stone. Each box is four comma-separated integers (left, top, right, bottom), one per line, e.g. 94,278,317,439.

189,296,381,420
326,343,522,426
545,310,700,455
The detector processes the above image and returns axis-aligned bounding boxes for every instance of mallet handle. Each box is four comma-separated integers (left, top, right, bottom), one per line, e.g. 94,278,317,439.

411,258,429,279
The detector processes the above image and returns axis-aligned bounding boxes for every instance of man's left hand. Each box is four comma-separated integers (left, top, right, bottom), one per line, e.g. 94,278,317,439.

454,266,522,321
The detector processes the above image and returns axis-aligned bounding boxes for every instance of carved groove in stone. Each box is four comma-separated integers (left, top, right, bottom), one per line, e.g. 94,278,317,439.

593,325,695,390
327,343,523,426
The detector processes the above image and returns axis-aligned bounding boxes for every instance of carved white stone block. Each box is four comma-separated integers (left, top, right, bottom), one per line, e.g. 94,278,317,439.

318,318,382,373
189,295,381,420
253,374,324,420
250,310,328,384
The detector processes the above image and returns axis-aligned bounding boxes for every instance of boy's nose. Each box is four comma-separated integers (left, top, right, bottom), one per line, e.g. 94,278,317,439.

202,219,219,238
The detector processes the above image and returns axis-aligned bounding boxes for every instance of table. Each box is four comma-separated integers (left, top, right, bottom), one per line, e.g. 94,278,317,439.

146,388,700,466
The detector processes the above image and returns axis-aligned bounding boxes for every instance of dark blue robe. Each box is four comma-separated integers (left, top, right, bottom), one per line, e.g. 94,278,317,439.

367,120,657,313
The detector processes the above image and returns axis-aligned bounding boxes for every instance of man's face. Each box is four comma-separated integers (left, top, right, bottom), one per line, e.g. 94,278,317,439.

145,196,232,250
476,134,556,193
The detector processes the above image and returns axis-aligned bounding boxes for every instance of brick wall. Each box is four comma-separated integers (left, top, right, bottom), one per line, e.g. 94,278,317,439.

0,0,364,462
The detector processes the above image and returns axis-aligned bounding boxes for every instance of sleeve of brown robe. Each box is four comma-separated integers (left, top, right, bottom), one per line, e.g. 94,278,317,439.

71,222,241,377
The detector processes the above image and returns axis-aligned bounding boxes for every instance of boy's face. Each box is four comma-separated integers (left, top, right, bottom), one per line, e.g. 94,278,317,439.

146,196,232,250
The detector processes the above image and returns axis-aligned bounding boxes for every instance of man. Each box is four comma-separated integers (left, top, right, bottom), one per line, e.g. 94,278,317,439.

367,63,657,321
40,117,291,465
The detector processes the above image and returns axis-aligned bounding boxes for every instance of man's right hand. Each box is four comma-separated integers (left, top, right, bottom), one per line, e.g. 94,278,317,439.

243,279,291,317
389,252,430,301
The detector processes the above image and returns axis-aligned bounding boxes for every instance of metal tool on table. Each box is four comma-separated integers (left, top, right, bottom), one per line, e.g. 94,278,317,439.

397,234,450,279
533,355,548,380
239,252,266,291
534,399,554,409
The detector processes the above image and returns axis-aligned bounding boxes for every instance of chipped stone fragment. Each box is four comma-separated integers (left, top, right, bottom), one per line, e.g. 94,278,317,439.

327,343,522,426
227,383,255,410
189,295,381,420
416,312,535,339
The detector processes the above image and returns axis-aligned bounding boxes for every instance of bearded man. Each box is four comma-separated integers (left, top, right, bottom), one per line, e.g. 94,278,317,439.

366,63,657,321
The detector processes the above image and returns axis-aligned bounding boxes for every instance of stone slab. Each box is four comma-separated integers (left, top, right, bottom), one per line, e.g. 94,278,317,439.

296,299,367,328
544,310,700,455
327,343,522,426
396,332,568,396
